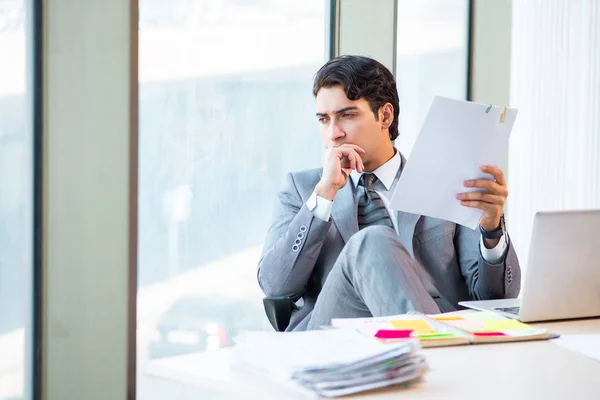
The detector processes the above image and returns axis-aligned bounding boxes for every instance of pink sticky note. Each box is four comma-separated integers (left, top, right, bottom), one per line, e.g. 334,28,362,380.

473,332,507,337
374,329,413,339
444,319,487,331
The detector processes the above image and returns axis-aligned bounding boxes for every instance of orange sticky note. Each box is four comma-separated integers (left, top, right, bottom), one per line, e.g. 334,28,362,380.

390,319,436,334
431,315,465,321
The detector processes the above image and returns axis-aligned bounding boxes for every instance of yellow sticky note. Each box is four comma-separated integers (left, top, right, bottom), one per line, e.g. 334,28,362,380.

484,319,531,331
390,319,436,334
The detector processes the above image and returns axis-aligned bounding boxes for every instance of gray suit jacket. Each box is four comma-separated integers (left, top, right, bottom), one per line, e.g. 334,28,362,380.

258,162,521,331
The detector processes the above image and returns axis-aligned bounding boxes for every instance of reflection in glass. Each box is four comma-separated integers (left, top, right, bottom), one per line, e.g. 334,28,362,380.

137,1,327,397
395,0,470,156
0,0,33,399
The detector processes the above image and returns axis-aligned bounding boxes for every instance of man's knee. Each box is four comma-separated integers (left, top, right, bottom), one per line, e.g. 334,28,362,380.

348,225,400,248
340,226,411,268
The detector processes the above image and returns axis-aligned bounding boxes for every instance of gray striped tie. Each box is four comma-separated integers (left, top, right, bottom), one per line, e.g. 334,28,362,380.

356,173,394,230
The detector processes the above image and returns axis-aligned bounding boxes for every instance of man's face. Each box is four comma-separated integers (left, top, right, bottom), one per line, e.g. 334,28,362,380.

315,85,390,170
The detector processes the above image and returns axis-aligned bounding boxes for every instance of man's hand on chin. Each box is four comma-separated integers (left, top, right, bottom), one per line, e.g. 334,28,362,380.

316,144,365,201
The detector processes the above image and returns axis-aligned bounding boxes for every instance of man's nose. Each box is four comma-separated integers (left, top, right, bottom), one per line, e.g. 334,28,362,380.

328,121,344,141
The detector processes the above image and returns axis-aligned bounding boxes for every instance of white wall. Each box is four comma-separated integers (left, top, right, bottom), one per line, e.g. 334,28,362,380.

508,0,600,267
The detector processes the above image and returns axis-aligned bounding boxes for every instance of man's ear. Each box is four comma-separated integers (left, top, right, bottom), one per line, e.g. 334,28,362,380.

380,103,394,129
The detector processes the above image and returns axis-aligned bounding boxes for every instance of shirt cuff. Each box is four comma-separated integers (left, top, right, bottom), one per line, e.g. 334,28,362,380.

479,234,508,264
306,191,333,222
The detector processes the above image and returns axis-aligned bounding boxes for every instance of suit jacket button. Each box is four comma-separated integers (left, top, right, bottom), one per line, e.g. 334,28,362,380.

295,239,301,245
292,244,299,252
297,232,304,239
300,225,307,232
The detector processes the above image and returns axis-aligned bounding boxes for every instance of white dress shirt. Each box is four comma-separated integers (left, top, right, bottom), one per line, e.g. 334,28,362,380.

306,151,507,263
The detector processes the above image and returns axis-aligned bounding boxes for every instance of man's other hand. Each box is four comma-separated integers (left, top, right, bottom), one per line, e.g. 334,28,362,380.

456,165,508,232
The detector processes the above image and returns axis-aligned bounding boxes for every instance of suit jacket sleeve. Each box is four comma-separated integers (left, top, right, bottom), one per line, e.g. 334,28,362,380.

455,224,521,299
257,172,333,298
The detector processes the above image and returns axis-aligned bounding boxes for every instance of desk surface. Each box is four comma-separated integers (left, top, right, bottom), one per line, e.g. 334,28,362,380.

145,318,600,400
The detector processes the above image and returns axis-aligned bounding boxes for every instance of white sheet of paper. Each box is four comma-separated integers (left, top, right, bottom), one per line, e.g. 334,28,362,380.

390,96,518,229
553,334,600,363
232,329,424,397
233,329,410,379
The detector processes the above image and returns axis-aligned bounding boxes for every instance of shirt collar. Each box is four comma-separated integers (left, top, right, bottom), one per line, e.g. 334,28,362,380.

350,150,401,191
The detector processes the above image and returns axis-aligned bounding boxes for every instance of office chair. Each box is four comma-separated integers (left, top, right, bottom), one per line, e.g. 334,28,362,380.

263,296,295,332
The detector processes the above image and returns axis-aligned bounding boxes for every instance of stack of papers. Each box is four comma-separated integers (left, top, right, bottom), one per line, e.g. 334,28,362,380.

232,329,427,397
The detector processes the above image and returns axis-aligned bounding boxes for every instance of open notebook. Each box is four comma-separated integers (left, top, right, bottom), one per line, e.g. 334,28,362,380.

331,310,550,348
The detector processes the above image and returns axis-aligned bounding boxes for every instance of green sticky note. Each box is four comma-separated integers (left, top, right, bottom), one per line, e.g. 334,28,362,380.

418,333,458,340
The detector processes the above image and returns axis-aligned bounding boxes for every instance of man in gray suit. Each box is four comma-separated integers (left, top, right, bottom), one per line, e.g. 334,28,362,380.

257,55,521,331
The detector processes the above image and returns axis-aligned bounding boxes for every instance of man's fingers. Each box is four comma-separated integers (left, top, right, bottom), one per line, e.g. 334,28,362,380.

349,153,357,170
336,147,364,172
336,143,366,154
463,179,508,196
480,165,506,186
339,150,358,171
459,200,499,212
456,192,506,205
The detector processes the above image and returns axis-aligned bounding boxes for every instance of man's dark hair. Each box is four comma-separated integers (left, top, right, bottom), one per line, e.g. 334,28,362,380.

312,55,400,140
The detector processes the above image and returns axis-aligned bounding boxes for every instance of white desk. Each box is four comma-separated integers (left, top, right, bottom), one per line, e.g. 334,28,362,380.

145,318,600,399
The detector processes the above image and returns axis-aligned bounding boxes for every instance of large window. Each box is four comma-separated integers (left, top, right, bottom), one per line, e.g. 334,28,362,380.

136,0,328,397
0,0,34,398
395,0,470,156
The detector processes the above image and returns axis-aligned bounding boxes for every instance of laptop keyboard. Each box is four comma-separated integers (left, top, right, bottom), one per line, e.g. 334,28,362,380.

495,306,520,314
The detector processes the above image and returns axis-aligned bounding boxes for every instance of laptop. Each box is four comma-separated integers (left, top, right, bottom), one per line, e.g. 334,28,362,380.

459,209,600,322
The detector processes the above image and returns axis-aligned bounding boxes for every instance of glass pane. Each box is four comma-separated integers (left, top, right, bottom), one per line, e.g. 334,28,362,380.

395,0,470,156
0,0,34,399
136,0,327,397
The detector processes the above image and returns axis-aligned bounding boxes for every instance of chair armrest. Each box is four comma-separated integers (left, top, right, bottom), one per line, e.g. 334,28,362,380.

263,296,295,332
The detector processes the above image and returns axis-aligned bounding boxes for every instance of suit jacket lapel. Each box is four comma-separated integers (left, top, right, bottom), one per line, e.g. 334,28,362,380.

395,152,421,258
331,181,358,243
396,211,420,258
328,150,422,249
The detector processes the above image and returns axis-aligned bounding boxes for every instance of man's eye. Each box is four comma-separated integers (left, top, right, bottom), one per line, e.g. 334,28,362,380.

342,113,356,118
318,117,329,123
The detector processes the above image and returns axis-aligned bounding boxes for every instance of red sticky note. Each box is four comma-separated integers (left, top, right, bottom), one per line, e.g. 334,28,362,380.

473,332,507,337
374,329,413,339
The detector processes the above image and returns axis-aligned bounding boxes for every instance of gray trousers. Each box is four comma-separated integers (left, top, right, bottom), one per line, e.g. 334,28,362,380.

306,226,442,330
